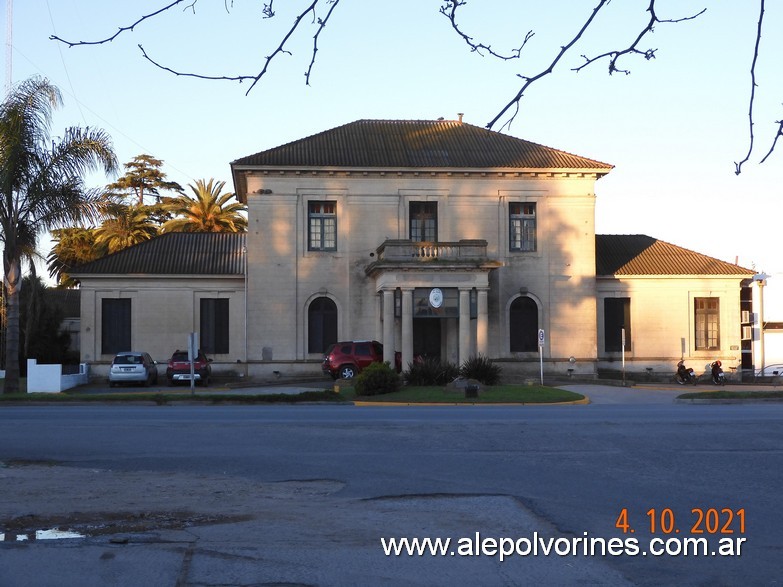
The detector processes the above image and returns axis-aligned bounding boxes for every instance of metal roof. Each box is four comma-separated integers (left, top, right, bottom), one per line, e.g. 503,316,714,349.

595,235,753,276
70,232,246,276
69,232,749,279
231,119,613,171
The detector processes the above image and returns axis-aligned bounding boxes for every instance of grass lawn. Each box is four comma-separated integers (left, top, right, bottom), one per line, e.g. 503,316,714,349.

0,383,584,404
344,384,585,404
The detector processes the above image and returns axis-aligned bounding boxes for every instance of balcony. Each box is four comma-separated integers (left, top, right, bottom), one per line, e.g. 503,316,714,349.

366,239,501,276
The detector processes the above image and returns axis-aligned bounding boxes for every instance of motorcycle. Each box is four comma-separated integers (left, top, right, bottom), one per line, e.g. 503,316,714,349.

710,361,726,386
675,360,698,385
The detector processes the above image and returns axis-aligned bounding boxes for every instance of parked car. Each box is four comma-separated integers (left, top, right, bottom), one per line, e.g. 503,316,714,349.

321,340,403,380
166,350,212,385
108,352,158,387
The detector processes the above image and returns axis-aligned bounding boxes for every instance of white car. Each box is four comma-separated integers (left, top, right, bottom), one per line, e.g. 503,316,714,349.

108,352,159,387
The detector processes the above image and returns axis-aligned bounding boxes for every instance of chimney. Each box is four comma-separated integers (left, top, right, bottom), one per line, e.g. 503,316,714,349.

457,113,464,123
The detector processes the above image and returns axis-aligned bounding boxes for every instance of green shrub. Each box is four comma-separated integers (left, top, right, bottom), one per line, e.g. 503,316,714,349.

354,361,401,396
460,354,501,385
404,357,460,386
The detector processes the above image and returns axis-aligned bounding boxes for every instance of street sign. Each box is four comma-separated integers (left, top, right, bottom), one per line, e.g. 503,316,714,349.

538,329,545,347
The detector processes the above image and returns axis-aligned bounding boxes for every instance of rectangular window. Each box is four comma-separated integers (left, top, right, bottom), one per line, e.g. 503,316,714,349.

604,298,631,352
200,298,230,354
410,202,437,242
695,297,720,350
308,201,337,251
101,298,131,355
509,202,537,252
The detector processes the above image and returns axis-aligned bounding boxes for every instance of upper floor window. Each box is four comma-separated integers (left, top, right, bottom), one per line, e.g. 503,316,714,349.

410,202,437,242
308,201,337,251
509,202,536,252
695,297,720,350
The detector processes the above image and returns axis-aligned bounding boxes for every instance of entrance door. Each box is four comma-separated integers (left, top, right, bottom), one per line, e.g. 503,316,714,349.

413,318,442,360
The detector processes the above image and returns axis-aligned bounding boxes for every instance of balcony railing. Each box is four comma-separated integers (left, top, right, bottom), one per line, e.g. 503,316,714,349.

374,239,490,262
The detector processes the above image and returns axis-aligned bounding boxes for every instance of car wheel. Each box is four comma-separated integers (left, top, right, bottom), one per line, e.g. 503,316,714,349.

339,365,357,379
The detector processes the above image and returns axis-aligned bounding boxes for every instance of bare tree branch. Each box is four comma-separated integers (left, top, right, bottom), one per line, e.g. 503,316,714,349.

487,0,611,131
735,0,765,175
305,0,341,86
439,1,532,61
49,1,195,47
48,0,781,170
55,0,339,96
573,3,706,75
760,119,783,164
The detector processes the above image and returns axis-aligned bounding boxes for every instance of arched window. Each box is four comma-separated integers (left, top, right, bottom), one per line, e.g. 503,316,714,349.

510,296,538,352
308,297,337,353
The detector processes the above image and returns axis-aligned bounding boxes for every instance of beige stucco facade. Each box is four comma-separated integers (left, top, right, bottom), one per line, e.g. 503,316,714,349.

237,168,604,378
596,275,748,378
79,276,246,377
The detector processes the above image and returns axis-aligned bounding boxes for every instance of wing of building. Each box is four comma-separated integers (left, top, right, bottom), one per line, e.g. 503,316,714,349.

71,119,755,380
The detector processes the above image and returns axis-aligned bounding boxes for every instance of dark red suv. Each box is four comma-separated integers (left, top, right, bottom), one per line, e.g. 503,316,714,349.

166,350,212,385
321,340,396,380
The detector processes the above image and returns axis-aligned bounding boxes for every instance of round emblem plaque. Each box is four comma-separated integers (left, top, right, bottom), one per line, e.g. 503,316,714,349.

429,287,444,308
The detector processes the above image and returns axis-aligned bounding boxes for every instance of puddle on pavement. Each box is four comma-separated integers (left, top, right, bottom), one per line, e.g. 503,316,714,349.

2,528,86,541
1,511,251,543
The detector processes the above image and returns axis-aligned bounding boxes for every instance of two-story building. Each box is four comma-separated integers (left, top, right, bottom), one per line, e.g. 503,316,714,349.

73,119,754,380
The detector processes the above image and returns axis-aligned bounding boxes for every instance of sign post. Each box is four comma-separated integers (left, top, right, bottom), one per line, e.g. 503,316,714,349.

188,332,198,395
538,329,545,385
621,328,626,386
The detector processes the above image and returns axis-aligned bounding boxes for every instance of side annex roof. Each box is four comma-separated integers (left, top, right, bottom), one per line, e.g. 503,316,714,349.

595,235,753,276
69,232,246,277
69,232,749,279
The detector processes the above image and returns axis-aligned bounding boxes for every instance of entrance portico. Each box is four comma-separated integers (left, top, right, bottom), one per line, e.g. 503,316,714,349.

367,240,500,369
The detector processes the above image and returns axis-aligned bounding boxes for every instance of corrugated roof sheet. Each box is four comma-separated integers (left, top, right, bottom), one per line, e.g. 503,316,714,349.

232,119,613,170
596,235,753,276
69,233,748,279
70,232,246,276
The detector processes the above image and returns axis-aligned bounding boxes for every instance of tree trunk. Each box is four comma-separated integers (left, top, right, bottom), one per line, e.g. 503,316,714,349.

3,250,21,394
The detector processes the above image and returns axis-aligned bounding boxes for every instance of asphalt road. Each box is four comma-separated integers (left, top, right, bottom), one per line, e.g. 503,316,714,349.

1,386,781,586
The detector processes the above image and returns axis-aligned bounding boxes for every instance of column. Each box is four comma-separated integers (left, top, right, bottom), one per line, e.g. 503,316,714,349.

477,288,489,356
401,288,414,370
459,288,471,364
382,289,395,366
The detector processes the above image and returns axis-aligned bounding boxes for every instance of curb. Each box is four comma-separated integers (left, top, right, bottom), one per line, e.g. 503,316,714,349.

353,396,591,407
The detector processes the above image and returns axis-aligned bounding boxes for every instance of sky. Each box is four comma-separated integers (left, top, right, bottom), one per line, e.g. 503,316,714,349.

3,0,782,306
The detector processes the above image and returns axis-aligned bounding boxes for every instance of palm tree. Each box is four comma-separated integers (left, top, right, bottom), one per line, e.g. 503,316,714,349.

47,226,106,287
0,77,117,394
93,201,159,254
162,179,247,233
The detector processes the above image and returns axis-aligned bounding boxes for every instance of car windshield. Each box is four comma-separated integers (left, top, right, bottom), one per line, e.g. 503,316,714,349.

172,352,188,362
114,355,142,365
